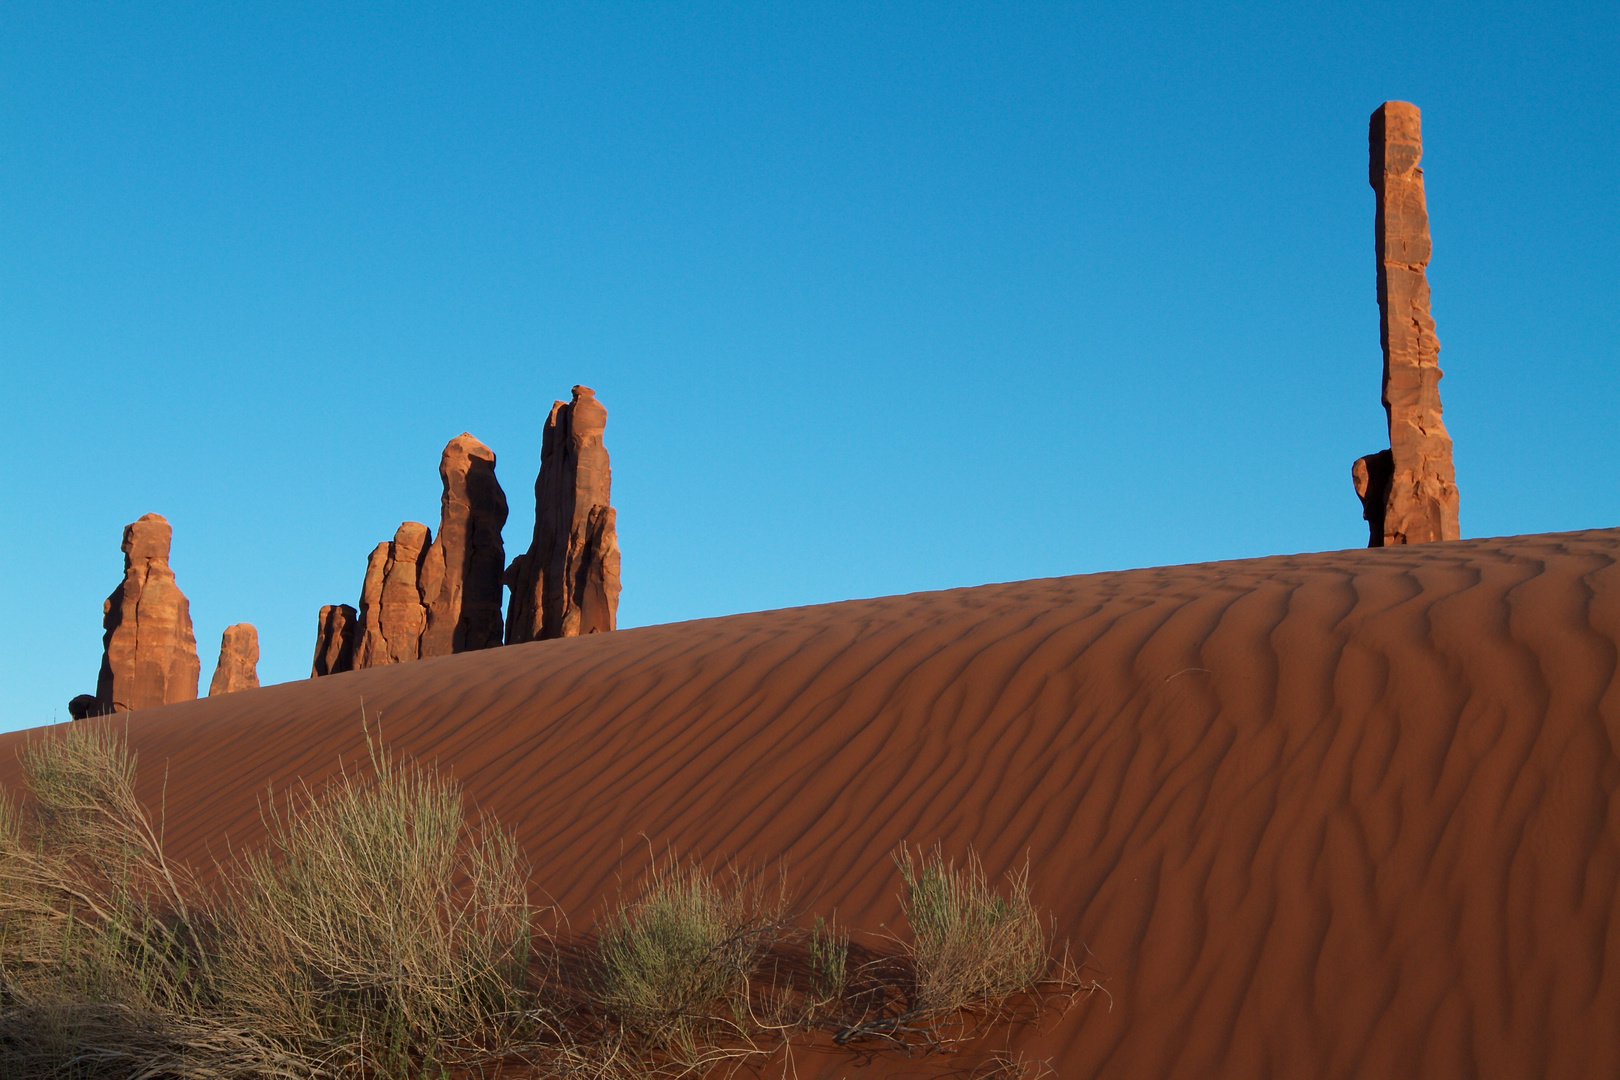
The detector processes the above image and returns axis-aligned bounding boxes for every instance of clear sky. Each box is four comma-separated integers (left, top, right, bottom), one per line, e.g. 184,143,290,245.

2,2,1615,732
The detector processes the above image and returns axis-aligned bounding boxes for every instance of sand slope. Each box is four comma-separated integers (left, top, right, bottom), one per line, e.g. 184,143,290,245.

5,528,1619,1080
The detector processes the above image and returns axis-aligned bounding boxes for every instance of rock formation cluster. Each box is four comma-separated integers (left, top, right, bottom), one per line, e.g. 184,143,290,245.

78,394,618,702
1353,101,1461,546
208,623,260,696
505,386,622,642
321,432,516,672
310,391,622,678
96,513,201,712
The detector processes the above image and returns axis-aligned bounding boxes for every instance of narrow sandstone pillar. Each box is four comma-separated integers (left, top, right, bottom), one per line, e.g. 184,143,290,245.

208,623,260,696
1355,101,1460,546
96,513,200,711
505,385,621,643
420,433,509,657
311,603,357,677
352,522,432,668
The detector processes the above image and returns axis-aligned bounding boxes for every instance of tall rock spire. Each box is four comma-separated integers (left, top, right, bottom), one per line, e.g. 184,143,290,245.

420,433,508,656
97,513,200,711
1353,101,1461,546
506,385,621,643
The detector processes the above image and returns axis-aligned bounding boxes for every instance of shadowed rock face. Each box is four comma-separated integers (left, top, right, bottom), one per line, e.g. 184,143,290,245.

67,694,109,720
1354,101,1460,547
353,522,432,668
505,385,621,643
420,434,508,657
208,623,260,696
311,604,357,677
1351,448,1395,547
96,513,200,712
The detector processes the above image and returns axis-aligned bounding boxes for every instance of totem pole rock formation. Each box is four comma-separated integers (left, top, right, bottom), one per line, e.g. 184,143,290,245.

420,434,509,656
311,603,357,676
505,385,621,643
352,522,432,668
96,513,200,712
208,623,260,696
1353,101,1461,546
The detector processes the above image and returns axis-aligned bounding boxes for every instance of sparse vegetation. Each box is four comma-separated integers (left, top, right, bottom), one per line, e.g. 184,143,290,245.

0,722,1090,1079
894,843,1048,1016
806,914,848,1009
596,858,781,1054
210,730,534,1075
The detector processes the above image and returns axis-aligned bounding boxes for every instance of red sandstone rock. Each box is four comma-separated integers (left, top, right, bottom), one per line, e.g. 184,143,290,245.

96,513,200,711
208,623,260,696
353,522,432,668
506,386,621,643
311,603,357,677
420,434,509,657
342,432,510,670
1355,102,1461,546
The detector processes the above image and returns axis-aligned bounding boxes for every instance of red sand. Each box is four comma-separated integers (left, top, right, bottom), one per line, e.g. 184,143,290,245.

5,528,1619,1079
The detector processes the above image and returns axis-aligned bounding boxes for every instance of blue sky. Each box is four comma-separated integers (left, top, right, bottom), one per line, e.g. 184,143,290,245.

2,2,1615,731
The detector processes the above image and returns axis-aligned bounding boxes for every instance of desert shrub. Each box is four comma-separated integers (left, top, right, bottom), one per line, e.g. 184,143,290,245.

595,858,784,1058
213,730,534,1076
893,844,1048,1015
0,722,299,1079
0,723,200,1013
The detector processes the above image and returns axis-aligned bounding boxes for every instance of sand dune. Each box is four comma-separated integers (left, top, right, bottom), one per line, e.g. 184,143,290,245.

5,527,1619,1079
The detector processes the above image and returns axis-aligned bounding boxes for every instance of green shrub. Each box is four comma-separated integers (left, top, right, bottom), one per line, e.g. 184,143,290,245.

894,844,1048,1015
806,914,848,1008
596,858,782,1056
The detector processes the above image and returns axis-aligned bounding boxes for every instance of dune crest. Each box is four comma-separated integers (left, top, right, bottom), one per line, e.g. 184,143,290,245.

8,528,1620,1080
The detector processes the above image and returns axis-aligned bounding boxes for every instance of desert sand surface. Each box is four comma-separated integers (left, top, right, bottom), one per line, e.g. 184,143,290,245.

5,527,1619,1080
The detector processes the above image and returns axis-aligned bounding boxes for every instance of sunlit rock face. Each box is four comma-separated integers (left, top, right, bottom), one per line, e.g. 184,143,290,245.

1354,101,1460,547
97,513,200,712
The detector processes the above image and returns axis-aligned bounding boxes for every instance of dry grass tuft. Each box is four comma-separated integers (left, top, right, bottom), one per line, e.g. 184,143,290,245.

893,843,1048,1016
0,721,307,1078
596,857,782,1050
211,722,535,1075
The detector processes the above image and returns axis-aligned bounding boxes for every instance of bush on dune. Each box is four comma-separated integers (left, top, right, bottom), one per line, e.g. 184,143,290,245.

212,734,532,1074
596,857,784,1057
0,722,1089,1079
0,724,304,1079
894,843,1048,1016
